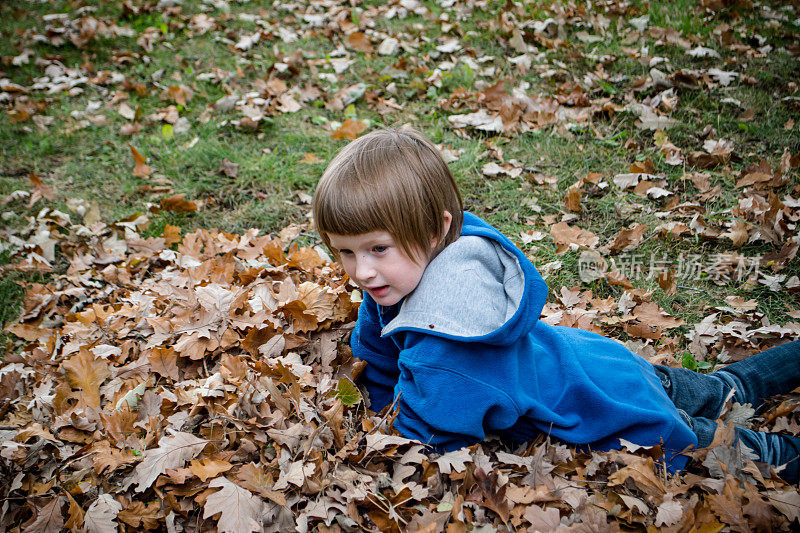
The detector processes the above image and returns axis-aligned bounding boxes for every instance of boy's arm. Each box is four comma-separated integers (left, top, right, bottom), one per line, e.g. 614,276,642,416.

351,297,401,412
392,334,520,452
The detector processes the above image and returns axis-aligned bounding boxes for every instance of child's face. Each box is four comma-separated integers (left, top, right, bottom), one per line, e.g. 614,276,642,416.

328,231,430,306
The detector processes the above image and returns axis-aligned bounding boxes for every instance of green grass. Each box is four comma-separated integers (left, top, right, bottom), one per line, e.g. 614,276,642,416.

1,0,799,357
0,252,29,359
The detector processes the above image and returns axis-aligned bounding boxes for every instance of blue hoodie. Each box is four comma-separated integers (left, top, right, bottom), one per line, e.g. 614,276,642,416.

352,212,697,471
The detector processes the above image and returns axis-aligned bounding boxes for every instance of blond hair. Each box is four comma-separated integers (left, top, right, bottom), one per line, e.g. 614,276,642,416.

313,127,463,262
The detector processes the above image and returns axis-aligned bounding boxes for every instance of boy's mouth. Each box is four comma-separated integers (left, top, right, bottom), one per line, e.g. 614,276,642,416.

368,285,390,297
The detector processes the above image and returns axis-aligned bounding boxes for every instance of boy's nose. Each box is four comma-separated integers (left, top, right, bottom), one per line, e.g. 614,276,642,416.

354,256,376,281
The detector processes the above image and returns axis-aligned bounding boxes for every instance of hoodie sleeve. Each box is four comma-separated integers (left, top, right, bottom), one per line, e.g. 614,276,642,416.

391,333,522,452
351,297,401,412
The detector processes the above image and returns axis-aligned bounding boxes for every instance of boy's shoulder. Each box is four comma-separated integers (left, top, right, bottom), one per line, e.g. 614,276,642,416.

438,233,501,265
380,233,527,339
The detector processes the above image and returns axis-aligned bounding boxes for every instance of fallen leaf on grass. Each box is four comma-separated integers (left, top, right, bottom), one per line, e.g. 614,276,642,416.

159,194,198,213
550,221,599,254
118,102,135,120
331,118,368,140
348,31,373,52
218,158,238,178
167,85,193,106
721,219,749,247
119,122,141,136
633,301,685,330
657,269,677,295
299,152,324,164
8,107,31,123
129,144,152,178
564,182,583,212
606,223,648,254
29,171,55,202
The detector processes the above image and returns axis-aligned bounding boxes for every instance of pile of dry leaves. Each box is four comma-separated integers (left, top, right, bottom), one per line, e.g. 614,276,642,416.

2,181,800,533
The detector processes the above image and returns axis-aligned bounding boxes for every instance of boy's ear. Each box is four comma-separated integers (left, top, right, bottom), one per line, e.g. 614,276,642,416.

431,211,453,250
442,211,453,236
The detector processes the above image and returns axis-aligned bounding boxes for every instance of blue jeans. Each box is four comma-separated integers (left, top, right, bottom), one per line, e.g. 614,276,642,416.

653,340,800,484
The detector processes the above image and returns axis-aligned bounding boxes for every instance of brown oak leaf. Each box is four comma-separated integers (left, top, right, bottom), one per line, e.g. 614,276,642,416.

203,477,265,533
63,348,111,409
133,431,208,492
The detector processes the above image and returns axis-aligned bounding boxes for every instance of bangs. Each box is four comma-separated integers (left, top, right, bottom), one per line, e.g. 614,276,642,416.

312,127,463,261
313,157,428,259
314,175,396,236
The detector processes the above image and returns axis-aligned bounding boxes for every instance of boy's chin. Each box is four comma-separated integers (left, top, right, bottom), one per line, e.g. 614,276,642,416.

368,289,402,306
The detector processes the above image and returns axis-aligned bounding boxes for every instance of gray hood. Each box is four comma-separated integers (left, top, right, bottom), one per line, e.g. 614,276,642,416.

382,234,525,340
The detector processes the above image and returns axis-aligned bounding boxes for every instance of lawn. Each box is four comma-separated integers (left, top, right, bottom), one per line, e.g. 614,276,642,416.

1,0,799,530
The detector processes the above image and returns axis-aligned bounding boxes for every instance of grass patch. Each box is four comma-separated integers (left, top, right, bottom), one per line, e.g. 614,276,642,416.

1,0,799,354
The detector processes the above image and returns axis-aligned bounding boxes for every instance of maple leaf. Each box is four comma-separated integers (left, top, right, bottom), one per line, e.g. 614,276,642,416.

606,223,648,254
203,477,265,533
133,430,208,492
297,281,339,323
28,171,55,201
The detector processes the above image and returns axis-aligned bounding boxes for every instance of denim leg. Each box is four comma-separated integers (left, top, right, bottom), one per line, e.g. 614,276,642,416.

691,417,800,484
654,365,732,419
653,339,800,418
713,339,800,414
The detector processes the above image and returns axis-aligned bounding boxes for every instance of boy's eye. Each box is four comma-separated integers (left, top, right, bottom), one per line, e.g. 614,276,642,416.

372,246,388,253
338,249,353,256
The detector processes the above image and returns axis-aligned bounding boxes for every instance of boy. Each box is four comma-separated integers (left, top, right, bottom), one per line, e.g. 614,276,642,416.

312,127,800,482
